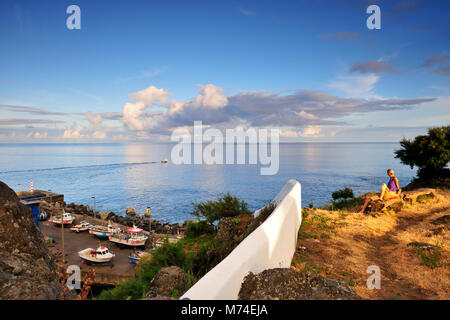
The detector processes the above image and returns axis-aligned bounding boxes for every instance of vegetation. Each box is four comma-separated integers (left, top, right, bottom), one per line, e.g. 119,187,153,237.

256,201,277,221
97,278,145,300
331,187,354,200
395,126,450,181
185,220,216,238
97,195,278,300
324,187,362,211
190,193,251,224
415,246,442,269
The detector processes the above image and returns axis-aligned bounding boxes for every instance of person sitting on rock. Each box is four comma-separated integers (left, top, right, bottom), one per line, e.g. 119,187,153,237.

380,169,402,201
360,169,404,214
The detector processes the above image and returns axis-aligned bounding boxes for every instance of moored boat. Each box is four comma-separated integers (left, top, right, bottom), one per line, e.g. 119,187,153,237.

128,250,146,264
48,211,75,227
78,246,115,264
71,221,93,233
109,225,148,248
89,221,117,238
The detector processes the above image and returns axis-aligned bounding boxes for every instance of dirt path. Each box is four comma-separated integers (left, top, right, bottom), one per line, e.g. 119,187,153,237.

366,213,436,299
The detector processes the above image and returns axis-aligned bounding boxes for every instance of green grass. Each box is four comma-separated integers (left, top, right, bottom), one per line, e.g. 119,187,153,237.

231,218,241,224
416,192,435,204
304,264,329,275
415,246,442,269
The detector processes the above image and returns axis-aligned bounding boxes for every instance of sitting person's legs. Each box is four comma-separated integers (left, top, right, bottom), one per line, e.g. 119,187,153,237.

380,183,388,200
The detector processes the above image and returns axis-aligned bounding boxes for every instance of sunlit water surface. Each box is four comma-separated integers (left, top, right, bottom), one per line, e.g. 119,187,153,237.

0,143,416,223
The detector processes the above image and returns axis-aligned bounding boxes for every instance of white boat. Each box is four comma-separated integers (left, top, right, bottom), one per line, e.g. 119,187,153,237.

109,225,148,248
78,246,115,264
71,221,93,233
48,211,75,226
89,221,117,238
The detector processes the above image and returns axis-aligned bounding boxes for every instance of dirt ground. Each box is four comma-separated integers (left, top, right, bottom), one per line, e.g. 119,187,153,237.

291,188,450,300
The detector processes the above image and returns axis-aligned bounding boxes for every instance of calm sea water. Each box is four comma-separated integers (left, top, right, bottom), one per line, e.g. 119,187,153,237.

0,143,416,224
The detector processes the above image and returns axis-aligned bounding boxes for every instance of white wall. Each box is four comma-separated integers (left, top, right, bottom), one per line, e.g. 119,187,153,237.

180,179,302,300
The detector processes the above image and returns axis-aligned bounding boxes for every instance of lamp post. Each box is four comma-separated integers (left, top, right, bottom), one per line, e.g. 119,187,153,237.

92,196,96,219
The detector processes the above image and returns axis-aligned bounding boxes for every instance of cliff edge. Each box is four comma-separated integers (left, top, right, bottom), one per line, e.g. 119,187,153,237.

0,181,62,300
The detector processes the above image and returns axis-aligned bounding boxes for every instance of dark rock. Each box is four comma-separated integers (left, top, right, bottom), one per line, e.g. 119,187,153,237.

431,226,446,235
0,181,63,300
238,268,359,300
407,242,435,251
431,215,450,226
145,266,188,299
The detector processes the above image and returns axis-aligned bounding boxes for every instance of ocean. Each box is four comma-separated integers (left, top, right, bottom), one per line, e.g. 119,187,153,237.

0,142,416,224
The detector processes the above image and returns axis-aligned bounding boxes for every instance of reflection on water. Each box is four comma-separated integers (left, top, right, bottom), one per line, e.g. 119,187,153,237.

0,143,416,223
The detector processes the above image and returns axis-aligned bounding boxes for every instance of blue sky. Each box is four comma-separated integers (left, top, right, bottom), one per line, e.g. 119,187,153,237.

0,0,449,142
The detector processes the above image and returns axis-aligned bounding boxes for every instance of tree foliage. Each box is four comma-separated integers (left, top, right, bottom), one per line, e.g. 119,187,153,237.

395,126,450,179
331,187,354,200
190,193,251,224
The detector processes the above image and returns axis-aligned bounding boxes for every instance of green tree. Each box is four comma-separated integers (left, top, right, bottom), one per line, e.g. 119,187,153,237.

190,193,251,224
331,187,354,200
395,126,450,179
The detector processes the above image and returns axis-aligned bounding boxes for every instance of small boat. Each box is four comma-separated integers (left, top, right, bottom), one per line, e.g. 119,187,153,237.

71,221,93,233
89,221,117,238
128,250,146,264
78,246,115,264
161,158,168,163
49,211,75,227
109,225,148,248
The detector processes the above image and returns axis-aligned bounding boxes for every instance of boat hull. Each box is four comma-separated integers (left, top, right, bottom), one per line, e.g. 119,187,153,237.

89,230,111,238
78,249,114,264
49,220,74,227
109,237,147,248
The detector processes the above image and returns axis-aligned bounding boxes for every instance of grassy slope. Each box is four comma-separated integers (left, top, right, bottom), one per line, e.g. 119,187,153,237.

292,188,450,300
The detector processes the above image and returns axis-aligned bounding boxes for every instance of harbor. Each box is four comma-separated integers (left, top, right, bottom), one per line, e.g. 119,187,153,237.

40,212,184,286
41,219,135,286
16,187,185,286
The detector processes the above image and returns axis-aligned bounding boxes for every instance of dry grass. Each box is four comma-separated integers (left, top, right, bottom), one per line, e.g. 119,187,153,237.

292,188,449,300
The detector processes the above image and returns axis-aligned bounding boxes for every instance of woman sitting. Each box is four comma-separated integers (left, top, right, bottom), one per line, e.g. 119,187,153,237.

380,169,402,201
360,169,403,213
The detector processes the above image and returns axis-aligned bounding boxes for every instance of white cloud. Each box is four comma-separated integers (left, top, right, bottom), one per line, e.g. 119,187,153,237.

92,131,107,139
192,84,228,109
33,131,48,138
328,74,381,99
123,86,171,131
85,111,103,127
62,124,85,139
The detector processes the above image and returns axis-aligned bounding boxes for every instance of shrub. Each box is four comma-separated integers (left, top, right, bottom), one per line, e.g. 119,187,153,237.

395,126,450,179
256,201,277,222
185,220,215,238
332,187,354,200
97,278,145,300
190,193,251,224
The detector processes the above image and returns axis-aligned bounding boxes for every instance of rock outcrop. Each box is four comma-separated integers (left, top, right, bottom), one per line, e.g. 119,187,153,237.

145,266,189,299
238,268,359,300
0,181,62,299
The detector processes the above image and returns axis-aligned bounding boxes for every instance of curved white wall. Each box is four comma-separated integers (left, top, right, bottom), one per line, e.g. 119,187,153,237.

181,179,302,300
